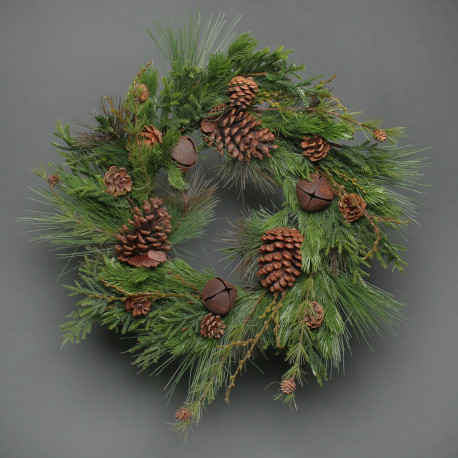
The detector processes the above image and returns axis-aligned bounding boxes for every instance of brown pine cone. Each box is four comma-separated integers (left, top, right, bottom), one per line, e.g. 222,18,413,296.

280,377,296,394
338,193,367,222
125,296,151,317
227,75,258,109
304,301,324,329
257,228,304,293
47,174,60,186
135,83,149,103
200,104,278,162
103,166,133,196
115,197,172,268
175,407,193,421
373,129,387,142
139,125,163,146
200,313,226,339
301,134,331,161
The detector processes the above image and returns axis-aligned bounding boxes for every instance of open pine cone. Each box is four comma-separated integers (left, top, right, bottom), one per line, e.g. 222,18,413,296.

135,83,149,103
373,129,387,142
227,75,258,109
115,197,172,268
103,166,133,196
47,174,60,187
338,193,367,222
125,296,151,317
175,407,193,421
200,313,226,339
280,377,296,394
200,104,278,161
301,134,331,161
257,228,304,293
139,125,163,146
304,301,324,329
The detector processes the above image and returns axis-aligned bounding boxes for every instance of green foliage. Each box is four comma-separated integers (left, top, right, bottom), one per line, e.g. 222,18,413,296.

22,15,426,431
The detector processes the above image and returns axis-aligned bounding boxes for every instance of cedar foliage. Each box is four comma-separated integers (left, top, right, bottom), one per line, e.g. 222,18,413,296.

22,14,425,432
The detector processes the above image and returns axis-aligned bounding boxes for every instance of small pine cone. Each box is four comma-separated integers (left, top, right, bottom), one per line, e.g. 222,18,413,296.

200,313,226,339
338,193,367,223
125,296,151,317
103,166,133,196
200,105,278,162
227,75,259,109
136,83,149,103
304,301,324,329
139,125,163,146
47,174,60,186
257,228,304,293
115,197,172,268
373,129,387,142
175,407,193,421
280,377,296,394
301,134,331,161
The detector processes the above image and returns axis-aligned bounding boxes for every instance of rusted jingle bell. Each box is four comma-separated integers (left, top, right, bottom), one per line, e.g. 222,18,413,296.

171,136,197,172
201,278,237,315
296,173,334,212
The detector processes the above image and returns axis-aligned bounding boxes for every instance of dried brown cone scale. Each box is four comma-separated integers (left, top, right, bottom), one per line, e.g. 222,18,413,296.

304,301,324,329
115,197,172,268
139,125,163,146
175,407,193,421
227,75,258,109
125,296,151,317
103,166,133,196
257,228,304,293
280,377,296,394
200,105,278,162
301,134,331,161
200,313,226,339
338,193,367,223
373,129,387,142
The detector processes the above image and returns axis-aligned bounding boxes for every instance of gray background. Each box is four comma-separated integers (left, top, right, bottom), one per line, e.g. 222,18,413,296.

1,0,457,457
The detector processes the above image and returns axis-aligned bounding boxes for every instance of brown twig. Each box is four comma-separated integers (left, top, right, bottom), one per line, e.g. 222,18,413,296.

244,72,267,77
198,292,268,408
99,278,198,301
224,294,284,402
182,190,189,216
167,271,202,294
362,214,410,261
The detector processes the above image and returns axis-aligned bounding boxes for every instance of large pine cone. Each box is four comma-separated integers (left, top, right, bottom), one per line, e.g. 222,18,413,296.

200,105,278,162
200,313,226,339
280,377,296,394
301,134,331,161
227,76,258,109
257,228,304,293
338,193,366,222
304,301,324,329
115,197,172,268
103,166,133,196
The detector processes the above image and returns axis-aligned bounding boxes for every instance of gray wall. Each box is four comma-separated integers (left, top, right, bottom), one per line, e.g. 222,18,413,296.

1,0,457,457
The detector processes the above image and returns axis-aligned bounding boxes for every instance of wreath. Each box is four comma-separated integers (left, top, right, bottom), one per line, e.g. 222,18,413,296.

25,16,424,432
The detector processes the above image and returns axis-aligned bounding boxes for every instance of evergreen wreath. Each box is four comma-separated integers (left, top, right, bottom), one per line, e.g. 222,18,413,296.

24,15,425,433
